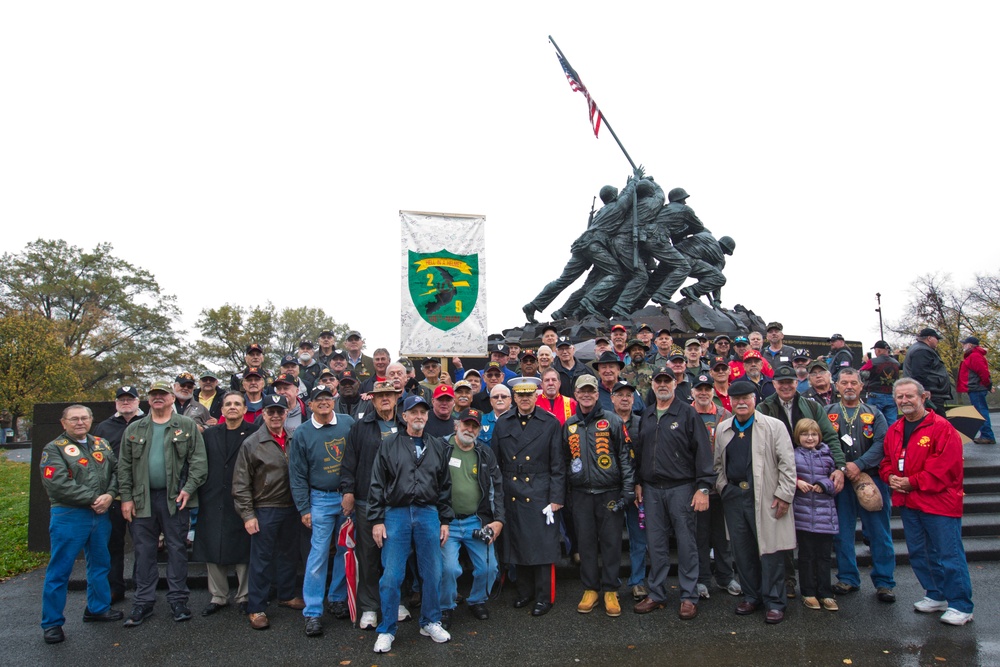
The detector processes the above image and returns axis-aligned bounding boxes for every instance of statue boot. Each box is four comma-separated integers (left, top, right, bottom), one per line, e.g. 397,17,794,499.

522,303,539,324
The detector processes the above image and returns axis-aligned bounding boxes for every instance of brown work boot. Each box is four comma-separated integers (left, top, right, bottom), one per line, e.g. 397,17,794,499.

679,600,698,620
278,598,305,610
577,590,599,614
604,592,621,617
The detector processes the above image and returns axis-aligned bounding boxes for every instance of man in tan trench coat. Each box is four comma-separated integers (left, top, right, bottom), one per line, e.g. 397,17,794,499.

713,379,796,624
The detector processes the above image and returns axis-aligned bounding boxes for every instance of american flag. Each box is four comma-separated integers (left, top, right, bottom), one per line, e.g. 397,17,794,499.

556,52,602,138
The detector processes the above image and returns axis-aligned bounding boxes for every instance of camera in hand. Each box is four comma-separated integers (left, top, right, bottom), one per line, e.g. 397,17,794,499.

607,497,627,513
472,525,494,544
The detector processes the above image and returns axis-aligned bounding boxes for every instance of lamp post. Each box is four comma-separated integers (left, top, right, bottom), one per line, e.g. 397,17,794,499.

875,292,884,341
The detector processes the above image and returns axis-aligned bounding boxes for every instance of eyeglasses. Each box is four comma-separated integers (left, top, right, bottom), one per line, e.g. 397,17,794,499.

64,416,92,423
491,395,510,400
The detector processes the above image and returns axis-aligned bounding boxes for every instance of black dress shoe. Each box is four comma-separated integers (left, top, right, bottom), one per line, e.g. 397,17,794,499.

440,608,453,630
469,604,489,621
201,602,227,617
171,602,192,622
513,597,534,609
765,609,785,624
531,601,553,616
83,608,124,622
735,601,760,615
110,591,126,604
43,626,65,644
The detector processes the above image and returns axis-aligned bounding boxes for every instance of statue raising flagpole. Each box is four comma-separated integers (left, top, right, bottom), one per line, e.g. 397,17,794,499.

523,37,739,327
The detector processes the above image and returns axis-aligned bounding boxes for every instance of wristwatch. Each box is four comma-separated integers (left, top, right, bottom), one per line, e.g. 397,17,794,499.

838,465,847,472
698,488,709,495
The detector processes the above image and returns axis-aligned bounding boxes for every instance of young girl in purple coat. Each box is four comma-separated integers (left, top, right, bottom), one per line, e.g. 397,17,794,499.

792,418,840,611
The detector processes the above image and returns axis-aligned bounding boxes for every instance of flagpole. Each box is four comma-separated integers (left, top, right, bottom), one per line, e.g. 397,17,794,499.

548,35,638,172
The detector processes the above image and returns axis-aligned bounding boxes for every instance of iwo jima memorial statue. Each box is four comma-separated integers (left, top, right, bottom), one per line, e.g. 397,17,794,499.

513,37,768,344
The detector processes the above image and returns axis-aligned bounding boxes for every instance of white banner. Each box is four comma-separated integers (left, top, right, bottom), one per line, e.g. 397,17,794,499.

400,210,487,356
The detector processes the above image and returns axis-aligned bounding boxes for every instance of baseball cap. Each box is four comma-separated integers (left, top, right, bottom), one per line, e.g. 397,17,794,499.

463,368,481,379
453,380,473,392
245,343,264,354
729,379,756,396
298,340,314,349
556,336,573,348
345,330,362,339
710,356,729,369
872,340,891,350
329,348,347,360
829,333,845,342
575,375,599,390
773,366,797,381
610,324,627,333
611,379,636,393
693,374,714,388
733,336,749,345
742,350,763,361
433,385,455,399
272,373,297,386
652,366,676,381
280,354,298,366
263,395,288,410
918,328,942,339
243,366,263,379
309,385,335,401
685,338,701,348
458,408,482,425
766,322,783,332
175,372,196,386
199,370,219,380
403,395,429,412
339,370,358,385
808,359,830,373
116,385,139,399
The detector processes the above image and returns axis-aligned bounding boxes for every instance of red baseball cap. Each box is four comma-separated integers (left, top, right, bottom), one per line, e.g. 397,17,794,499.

742,350,763,361
433,385,455,400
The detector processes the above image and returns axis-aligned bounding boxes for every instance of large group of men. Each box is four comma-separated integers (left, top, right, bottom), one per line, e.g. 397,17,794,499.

38,321,988,648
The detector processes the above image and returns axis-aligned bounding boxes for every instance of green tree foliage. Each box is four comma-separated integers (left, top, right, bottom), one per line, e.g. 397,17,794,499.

890,271,999,382
195,303,350,372
0,312,81,439
0,240,194,395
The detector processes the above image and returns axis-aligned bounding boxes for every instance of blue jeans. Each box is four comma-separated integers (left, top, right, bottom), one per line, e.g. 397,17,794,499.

900,507,973,613
440,515,497,609
377,505,443,635
834,474,895,589
624,503,647,587
302,490,348,618
42,507,111,629
968,391,995,441
867,392,898,425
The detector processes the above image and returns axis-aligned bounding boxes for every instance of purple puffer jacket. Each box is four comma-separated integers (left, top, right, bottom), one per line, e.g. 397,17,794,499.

792,444,839,535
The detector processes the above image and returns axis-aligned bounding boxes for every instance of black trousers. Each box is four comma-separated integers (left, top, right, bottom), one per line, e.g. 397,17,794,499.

696,493,735,587
516,564,553,604
796,530,833,598
248,506,300,614
353,504,382,614
571,489,625,592
721,483,786,611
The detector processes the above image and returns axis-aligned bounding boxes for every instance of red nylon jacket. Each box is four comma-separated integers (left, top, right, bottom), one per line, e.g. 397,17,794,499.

879,409,964,517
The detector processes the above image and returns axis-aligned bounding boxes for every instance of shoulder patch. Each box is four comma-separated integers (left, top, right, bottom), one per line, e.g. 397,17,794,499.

64,444,80,457
596,419,609,430
43,466,56,479
827,414,838,422
40,451,49,466
93,451,105,463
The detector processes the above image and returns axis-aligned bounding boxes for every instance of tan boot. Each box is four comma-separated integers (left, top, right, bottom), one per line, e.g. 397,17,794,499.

604,592,621,617
577,590,599,613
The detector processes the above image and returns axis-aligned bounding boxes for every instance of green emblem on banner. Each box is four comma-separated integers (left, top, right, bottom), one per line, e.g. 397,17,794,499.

408,250,479,331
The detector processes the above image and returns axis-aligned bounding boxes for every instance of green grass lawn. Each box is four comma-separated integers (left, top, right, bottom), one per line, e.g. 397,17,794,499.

0,456,48,580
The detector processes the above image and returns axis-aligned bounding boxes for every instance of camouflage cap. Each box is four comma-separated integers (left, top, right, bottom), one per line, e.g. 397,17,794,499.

148,380,172,394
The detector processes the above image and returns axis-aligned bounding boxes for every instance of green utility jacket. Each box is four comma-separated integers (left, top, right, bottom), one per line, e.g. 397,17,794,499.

118,413,207,518
40,433,118,508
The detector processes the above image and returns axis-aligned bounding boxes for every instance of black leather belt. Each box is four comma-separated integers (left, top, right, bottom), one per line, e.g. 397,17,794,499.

454,513,475,520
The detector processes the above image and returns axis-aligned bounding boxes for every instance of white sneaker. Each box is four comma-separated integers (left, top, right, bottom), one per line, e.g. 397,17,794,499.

940,608,974,626
696,583,710,599
726,580,743,596
397,605,411,622
359,611,378,630
373,633,394,653
420,621,451,643
913,597,949,613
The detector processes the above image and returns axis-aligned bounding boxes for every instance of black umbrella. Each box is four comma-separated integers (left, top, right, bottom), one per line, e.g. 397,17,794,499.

945,405,985,443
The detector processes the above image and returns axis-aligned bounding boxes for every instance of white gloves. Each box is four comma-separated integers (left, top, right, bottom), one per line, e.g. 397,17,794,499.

542,504,556,525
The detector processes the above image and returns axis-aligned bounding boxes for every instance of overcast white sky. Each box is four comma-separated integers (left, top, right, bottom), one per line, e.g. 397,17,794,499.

3,2,998,359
